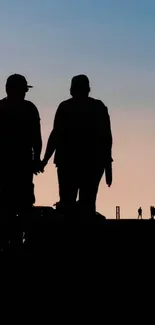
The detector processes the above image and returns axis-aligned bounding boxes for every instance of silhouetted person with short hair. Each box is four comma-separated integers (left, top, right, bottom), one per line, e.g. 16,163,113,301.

0,74,42,211
138,207,142,219
42,75,113,216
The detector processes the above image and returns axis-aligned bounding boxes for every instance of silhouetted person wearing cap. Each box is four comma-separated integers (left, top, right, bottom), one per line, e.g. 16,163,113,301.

42,75,113,216
0,74,42,212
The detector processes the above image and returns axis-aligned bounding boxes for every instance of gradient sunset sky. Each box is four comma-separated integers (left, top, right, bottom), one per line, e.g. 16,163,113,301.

0,0,155,218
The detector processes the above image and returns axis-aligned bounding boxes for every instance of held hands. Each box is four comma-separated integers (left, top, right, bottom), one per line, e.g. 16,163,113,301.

33,158,41,175
39,159,48,173
33,158,48,175
33,159,113,185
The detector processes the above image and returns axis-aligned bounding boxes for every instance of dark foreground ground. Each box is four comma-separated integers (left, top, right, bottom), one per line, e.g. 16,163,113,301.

0,206,154,256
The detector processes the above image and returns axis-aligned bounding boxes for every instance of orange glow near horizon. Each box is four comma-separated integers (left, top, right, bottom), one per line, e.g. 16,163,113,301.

34,107,155,219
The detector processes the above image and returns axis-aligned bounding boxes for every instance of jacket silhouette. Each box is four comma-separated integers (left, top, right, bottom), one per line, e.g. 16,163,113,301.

0,74,42,210
42,75,113,214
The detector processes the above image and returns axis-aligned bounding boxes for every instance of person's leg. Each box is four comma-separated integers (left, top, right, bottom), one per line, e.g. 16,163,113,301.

8,171,35,248
0,165,34,251
79,164,104,214
0,174,21,249
19,172,35,248
57,165,79,213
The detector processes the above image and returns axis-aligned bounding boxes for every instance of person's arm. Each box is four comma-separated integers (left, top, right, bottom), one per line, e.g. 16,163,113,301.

98,101,113,162
42,129,56,166
105,161,112,187
42,103,63,167
33,120,42,162
98,101,113,186
104,107,113,163
104,107,113,187
30,103,42,174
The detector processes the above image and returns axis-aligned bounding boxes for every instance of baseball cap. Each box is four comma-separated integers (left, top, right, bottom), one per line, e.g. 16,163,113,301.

6,74,33,90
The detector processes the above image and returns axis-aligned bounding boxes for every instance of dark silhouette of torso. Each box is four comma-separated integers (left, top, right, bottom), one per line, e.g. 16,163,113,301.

53,97,112,167
0,98,39,163
0,97,40,207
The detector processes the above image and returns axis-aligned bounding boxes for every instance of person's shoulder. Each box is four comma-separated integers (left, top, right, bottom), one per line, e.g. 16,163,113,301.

57,98,73,113
0,98,7,114
24,100,40,120
59,98,73,107
89,97,108,112
24,100,38,109
0,97,7,107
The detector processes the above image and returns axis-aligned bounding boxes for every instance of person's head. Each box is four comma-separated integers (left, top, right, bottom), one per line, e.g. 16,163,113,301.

70,75,90,98
6,74,33,100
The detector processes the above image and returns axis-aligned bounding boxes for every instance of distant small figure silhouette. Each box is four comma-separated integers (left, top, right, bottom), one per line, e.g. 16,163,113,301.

153,207,155,219
138,207,142,219
42,74,113,216
0,74,42,211
150,206,155,219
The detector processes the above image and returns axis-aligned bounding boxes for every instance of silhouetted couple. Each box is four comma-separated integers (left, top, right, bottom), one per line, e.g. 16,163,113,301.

0,73,113,218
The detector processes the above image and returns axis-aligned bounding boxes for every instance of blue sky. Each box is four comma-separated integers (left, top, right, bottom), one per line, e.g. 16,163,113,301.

0,0,155,109
0,0,155,217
